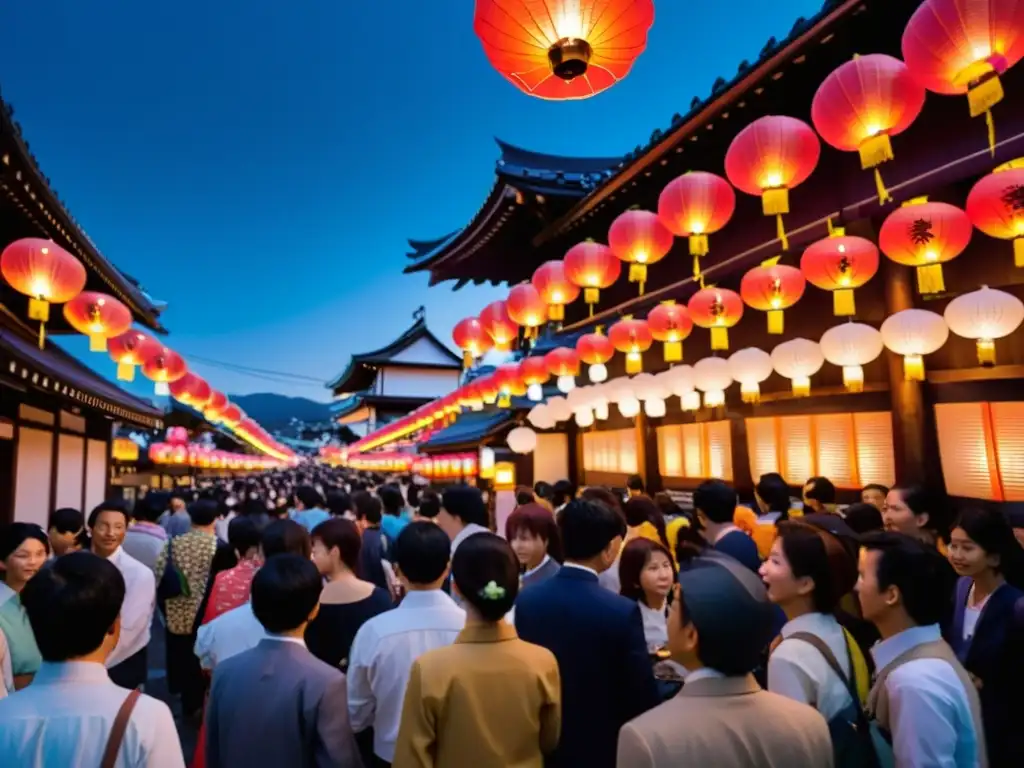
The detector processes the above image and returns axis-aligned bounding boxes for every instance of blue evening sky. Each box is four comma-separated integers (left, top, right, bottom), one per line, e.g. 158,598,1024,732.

0,0,822,402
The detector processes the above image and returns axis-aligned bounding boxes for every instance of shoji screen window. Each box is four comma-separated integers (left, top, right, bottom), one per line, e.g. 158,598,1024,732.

935,402,1024,501
656,421,733,481
582,429,638,475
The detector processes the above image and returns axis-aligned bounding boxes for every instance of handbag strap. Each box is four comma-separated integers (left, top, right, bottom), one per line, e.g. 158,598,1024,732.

786,631,860,707
101,688,142,768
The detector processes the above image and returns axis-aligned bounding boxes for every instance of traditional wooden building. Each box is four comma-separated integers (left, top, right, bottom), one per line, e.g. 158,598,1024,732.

0,90,167,526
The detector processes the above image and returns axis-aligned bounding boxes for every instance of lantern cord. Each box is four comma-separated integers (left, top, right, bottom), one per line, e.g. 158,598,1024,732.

986,110,996,157
37,322,45,350
874,168,892,205
776,215,789,251
692,255,701,279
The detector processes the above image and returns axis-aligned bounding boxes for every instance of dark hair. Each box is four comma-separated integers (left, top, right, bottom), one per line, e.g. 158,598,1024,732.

353,491,382,525
294,485,324,511
49,507,85,534
393,521,451,585
559,499,626,561
890,484,950,539
860,531,955,626
227,516,261,557
505,503,564,563
804,476,837,506
843,502,884,535
626,474,646,493
261,519,312,560
619,538,676,607
694,480,737,525
623,496,672,552
21,551,125,661
379,484,405,517
776,521,856,614
325,491,352,517
188,499,220,527
312,518,362,573
417,489,441,520
251,554,322,633
534,481,553,502
452,533,519,621
0,522,50,562
441,485,489,528
515,487,536,506
952,506,1024,589
552,480,576,508
132,492,168,523
407,484,422,509
87,501,130,529
581,486,623,514
862,483,889,497
756,474,792,520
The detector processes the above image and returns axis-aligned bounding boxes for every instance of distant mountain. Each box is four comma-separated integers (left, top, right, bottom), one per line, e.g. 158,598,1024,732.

229,393,332,432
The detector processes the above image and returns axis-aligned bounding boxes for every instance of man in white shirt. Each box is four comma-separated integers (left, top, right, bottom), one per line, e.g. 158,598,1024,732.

0,551,184,767
348,521,465,766
436,485,490,557
90,501,156,690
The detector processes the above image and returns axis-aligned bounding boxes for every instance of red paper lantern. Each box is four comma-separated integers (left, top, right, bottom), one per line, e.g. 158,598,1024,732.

452,316,493,366
688,287,744,351
473,0,655,100
608,316,653,374
800,234,880,316
740,263,806,334
879,198,973,294
608,209,674,295
475,374,500,406
169,373,213,410
62,292,133,352
204,391,229,422
479,300,519,350
902,0,1024,153
494,362,526,407
519,356,551,401
108,330,161,382
1,238,87,347
506,283,548,338
657,172,736,276
545,347,581,392
141,345,187,396
220,404,243,427
966,164,1024,266
811,54,926,203
576,329,615,382
647,300,694,362
724,116,821,250
532,260,580,322
564,241,621,314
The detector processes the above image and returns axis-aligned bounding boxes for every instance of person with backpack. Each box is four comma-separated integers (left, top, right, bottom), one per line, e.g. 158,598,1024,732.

761,521,876,767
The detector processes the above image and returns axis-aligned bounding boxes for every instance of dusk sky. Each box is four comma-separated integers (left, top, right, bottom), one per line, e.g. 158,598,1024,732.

0,0,822,402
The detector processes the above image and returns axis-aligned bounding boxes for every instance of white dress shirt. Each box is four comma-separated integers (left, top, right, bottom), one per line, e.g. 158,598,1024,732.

871,624,980,768
0,661,184,767
768,611,853,721
638,601,668,649
347,589,465,762
450,522,490,556
105,546,156,668
194,601,266,670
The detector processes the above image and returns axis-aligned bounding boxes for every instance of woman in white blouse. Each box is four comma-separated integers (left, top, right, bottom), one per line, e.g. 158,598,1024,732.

618,538,676,650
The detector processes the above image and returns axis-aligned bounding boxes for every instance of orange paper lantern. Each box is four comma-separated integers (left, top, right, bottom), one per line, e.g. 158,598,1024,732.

452,316,493,366
494,362,526,408
532,260,580,322
545,346,580,393
479,300,519,350
966,164,1024,267
506,283,548,339
608,316,653,374
564,241,621,314
63,292,133,352
1,238,87,347
608,209,674,295
688,287,744,351
519,356,551,401
740,263,806,334
657,172,736,275
647,300,694,362
141,345,187,396
576,329,615,382
879,198,973,294
169,373,213,410
108,330,161,382
800,234,880,316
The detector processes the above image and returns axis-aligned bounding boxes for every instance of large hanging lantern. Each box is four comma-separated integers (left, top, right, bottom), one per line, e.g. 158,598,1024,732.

800,233,880,316
564,241,621,315
141,345,187,396
819,322,885,392
452,317,493,367
879,198,972,294
545,347,580,393
1,238,87,348
740,263,806,334
507,425,538,454
608,316,653,374
688,287,744,351
507,283,548,339
205,391,229,422
220,404,243,428
62,292,133,352
944,285,1024,365
608,209,674,295
966,164,1024,267
107,330,160,382
647,300,693,362
576,328,615,382
532,260,580,323
902,0,1024,154
479,299,519,350
880,309,950,381
771,338,825,397
473,0,655,100
724,116,821,250
811,54,926,204
727,347,773,403
693,357,733,409
519,356,551,402
657,171,736,276
169,373,213,410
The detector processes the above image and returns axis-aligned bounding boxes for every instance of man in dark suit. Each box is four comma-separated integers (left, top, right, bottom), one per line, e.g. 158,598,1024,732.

206,555,362,768
515,498,659,768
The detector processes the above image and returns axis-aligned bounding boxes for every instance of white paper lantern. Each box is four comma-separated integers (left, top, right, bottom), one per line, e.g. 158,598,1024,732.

630,373,659,401
667,364,695,399
557,375,576,393
591,387,610,420
507,426,538,454
819,322,884,392
527,404,554,429
693,357,733,408
527,383,544,401
771,338,824,397
574,408,595,428
587,362,608,383
944,286,1024,366
618,396,641,418
546,396,573,423
727,347,773,403
566,386,591,411
880,309,949,382
681,390,701,411
644,397,667,418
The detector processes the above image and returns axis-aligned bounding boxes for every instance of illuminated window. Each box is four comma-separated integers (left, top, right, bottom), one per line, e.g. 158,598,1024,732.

936,402,1024,501
582,429,638,475
745,412,895,489
656,420,733,481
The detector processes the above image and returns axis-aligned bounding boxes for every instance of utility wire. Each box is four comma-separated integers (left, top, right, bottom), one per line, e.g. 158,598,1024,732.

181,354,330,383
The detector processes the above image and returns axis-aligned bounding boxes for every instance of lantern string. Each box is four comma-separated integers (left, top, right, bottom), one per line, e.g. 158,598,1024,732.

38,321,45,350
874,168,892,205
986,110,996,157
776,215,789,251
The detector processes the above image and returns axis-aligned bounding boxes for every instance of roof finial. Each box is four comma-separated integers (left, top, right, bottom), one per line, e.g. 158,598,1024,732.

413,305,426,322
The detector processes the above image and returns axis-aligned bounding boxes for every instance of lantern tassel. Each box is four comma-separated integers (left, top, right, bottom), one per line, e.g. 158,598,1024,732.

903,354,925,382
628,263,647,295
625,352,642,375
548,304,565,322
1015,238,1024,268
117,363,135,382
664,341,682,363
977,339,996,366
873,168,892,205
834,289,856,317
710,327,729,351
689,234,709,256
767,310,784,335
692,254,701,279
985,110,996,157
28,298,50,323
776,214,789,251
916,264,945,294
37,321,45,350
463,351,473,368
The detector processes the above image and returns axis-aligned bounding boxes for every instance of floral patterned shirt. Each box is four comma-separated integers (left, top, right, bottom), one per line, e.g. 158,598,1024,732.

155,530,219,635
200,559,260,626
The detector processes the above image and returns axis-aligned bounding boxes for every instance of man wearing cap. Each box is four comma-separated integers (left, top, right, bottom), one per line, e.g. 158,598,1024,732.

617,552,833,767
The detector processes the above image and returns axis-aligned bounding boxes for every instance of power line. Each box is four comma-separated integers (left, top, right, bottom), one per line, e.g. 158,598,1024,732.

182,354,330,383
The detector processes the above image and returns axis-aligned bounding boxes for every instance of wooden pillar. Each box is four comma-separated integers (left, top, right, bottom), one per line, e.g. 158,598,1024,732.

566,423,580,489
634,413,649,488
883,259,928,485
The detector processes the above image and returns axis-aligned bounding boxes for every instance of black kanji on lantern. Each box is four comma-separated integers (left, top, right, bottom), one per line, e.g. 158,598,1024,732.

1000,184,1024,212
909,218,935,245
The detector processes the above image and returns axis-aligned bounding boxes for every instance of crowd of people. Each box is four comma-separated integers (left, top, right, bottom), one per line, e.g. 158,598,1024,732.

0,464,1022,767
